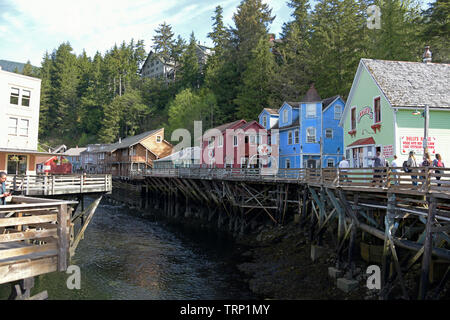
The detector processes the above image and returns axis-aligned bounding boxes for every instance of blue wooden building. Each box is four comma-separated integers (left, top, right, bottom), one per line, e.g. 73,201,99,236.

272,85,345,169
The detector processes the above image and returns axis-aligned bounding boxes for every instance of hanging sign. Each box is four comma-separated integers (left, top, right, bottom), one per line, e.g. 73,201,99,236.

382,145,394,158
357,106,373,123
400,136,436,155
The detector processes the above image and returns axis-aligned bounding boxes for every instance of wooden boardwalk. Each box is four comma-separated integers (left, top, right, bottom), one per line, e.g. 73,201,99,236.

6,174,112,196
137,166,450,299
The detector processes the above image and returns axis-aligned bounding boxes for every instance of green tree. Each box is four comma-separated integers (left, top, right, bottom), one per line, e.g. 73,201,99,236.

22,60,34,76
421,0,450,62
180,32,201,89
152,22,175,65
235,37,276,120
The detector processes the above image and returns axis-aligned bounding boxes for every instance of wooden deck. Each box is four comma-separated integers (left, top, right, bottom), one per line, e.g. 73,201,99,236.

141,167,450,197
0,196,76,285
6,174,112,196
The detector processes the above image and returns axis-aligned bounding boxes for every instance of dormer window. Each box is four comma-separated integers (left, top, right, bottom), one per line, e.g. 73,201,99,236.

263,115,267,127
283,109,288,123
334,105,342,120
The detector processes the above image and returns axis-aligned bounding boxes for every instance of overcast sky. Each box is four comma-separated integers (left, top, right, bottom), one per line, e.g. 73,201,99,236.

0,0,293,67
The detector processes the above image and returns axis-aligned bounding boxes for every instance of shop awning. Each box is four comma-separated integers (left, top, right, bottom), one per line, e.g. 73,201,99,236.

346,137,375,148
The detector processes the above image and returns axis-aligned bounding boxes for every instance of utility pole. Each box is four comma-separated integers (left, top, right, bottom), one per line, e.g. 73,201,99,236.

423,105,429,155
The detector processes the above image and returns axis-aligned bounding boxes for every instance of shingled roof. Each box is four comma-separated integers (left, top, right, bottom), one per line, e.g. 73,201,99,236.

301,84,322,102
362,59,450,108
103,129,162,152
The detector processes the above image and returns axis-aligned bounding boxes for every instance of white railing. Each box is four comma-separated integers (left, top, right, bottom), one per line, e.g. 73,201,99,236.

6,174,112,196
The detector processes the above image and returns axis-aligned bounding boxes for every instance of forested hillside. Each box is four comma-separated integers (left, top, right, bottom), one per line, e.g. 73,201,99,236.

20,0,448,147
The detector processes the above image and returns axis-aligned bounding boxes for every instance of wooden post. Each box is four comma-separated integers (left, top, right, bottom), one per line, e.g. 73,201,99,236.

57,203,69,271
418,196,437,300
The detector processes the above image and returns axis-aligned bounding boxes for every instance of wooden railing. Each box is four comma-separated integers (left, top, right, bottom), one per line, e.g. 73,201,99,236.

142,167,450,194
0,196,76,284
6,174,112,196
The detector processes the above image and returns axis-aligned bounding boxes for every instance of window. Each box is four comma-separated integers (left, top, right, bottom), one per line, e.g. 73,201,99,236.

233,136,238,147
10,88,19,105
19,119,29,136
156,135,162,143
351,107,356,131
263,115,267,127
327,159,334,168
7,155,27,175
8,117,18,135
325,128,333,139
256,135,262,145
218,135,223,147
306,127,316,143
374,97,381,123
208,136,215,149
288,131,293,145
250,135,256,145
286,159,291,169
21,90,30,107
334,105,342,120
306,104,316,118
283,109,288,123
294,130,299,144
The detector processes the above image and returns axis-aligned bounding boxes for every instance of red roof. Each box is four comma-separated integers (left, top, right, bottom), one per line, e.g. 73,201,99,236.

347,137,376,148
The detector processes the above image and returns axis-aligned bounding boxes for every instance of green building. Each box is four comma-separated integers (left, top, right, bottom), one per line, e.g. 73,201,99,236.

340,53,450,167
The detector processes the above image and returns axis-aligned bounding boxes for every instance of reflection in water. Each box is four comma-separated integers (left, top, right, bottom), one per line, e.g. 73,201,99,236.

0,198,255,300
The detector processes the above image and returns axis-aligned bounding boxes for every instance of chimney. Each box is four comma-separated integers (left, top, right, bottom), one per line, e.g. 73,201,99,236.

423,46,432,63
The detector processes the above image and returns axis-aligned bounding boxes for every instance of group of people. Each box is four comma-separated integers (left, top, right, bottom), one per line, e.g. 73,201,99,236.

337,151,445,187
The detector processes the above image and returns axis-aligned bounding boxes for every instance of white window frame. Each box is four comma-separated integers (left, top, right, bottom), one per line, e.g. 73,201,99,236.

8,117,18,136
10,88,19,105
156,135,162,143
351,107,356,131
334,105,342,120
250,135,256,145
288,131,293,145
325,128,333,139
218,135,223,148
327,158,335,168
208,136,215,149
283,109,288,123
306,104,316,118
306,127,316,143
233,136,238,147
21,90,31,107
285,159,291,169
294,129,299,144
374,96,381,124
19,119,29,137
263,115,267,127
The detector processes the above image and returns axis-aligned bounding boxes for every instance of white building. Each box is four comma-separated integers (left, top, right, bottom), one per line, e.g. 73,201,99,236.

0,66,46,175
140,52,175,79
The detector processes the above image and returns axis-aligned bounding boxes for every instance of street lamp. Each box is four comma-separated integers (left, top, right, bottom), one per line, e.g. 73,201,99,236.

412,105,429,155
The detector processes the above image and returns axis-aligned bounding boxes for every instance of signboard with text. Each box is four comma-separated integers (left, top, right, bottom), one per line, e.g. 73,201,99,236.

382,145,394,158
400,136,436,155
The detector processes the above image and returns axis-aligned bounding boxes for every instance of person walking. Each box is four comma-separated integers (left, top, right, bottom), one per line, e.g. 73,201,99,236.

420,152,432,188
0,172,11,205
432,153,445,187
338,157,350,183
407,151,418,186
371,151,386,187
390,155,400,185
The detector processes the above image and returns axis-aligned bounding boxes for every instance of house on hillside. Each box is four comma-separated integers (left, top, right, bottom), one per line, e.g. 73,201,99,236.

201,120,269,168
277,85,345,169
104,129,173,177
340,48,450,167
0,66,56,175
64,147,86,173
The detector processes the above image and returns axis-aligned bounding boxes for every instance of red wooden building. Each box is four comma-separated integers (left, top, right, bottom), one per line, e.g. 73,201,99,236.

201,119,268,168
35,155,72,174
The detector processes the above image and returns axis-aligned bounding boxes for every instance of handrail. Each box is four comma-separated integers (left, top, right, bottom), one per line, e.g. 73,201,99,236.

141,166,450,194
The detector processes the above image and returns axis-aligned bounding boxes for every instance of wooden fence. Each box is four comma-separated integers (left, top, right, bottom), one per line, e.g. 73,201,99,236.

0,196,76,285
6,174,112,196
142,167,450,195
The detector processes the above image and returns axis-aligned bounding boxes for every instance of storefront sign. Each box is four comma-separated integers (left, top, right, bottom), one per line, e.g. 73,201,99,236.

382,145,394,158
400,136,436,155
357,106,373,123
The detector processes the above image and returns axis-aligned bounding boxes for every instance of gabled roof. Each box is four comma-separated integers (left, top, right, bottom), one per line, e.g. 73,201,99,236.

322,95,341,110
361,58,450,108
140,51,175,74
240,120,265,131
64,147,87,156
347,137,376,148
210,119,246,133
264,108,279,115
103,129,163,153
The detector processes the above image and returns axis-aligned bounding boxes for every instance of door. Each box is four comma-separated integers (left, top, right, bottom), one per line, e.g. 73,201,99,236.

307,159,316,168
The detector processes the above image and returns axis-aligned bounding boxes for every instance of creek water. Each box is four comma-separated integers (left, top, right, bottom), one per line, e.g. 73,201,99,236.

0,197,256,300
